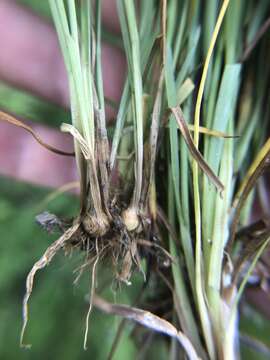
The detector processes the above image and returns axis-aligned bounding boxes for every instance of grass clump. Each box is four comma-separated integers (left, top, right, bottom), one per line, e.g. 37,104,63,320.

3,0,269,358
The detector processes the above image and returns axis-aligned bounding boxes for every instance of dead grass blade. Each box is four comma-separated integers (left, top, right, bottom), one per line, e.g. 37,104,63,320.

187,125,238,139
61,123,91,159
241,16,270,62
137,239,174,264
145,71,164,204
20,223,80,348
232,223,270,286
0,110,75,156
107,287,146,360
171,106,224,193
61,123,108,232
228,138,270,248
93,84,110,210
233,137,270,209
93,295,200,360
164,111,237,138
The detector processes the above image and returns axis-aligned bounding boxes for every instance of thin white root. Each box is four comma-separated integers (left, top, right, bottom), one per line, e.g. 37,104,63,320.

83,239,99,350
20,223,80,348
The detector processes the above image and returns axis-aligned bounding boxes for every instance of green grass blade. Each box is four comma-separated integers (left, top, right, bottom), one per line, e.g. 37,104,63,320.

202,64,241,271
122,1,144,208
168,172,203,355
165,45,195,289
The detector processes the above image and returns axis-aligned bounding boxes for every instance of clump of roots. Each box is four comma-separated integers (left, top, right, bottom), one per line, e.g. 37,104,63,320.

20,197,172,348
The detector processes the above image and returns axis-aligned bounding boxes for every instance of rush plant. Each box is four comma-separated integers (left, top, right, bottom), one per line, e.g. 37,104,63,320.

2,1,270,359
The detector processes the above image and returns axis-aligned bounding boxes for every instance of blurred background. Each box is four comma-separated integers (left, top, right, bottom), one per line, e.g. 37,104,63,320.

0,1,270,359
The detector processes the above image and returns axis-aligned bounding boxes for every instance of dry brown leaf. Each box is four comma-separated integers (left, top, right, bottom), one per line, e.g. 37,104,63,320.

171,106,224,193
93,295,200,360
228,140,270,249
231,219,270,285
0,110,75,156
241,16,270,62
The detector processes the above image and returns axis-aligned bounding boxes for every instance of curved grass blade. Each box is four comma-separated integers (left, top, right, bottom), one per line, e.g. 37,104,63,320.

224,236,270,356
228,138,270,249
93,295,201,360
188,125,238,139
171,106,224,193
0,111,75,157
